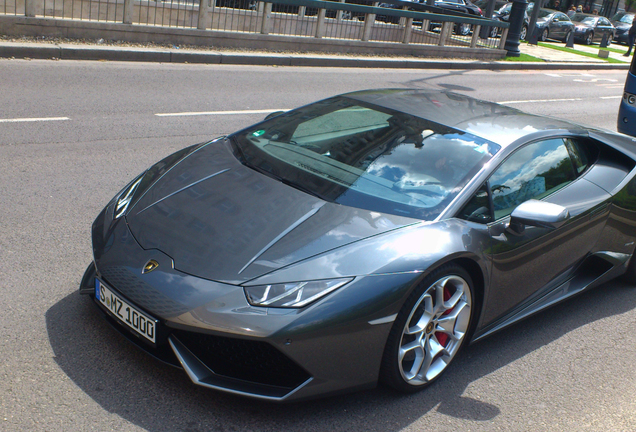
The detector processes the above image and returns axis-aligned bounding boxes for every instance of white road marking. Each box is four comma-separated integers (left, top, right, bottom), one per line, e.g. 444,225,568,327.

600,95,622,99
155,109,290,117
544,73,595,78
0,116,70,123
573,78,618,83
499,98,583,104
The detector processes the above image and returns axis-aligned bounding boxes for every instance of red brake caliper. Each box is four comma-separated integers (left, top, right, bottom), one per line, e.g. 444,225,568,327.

435,285,452,347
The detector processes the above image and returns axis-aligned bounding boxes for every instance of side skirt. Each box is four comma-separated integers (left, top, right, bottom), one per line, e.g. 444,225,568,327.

471,251,630,343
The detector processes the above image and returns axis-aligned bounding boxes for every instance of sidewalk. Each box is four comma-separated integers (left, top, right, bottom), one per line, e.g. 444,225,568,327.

0,37,631,70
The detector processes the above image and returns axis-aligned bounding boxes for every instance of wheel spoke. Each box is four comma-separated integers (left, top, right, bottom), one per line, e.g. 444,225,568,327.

405,294,433,335
434,279,446,314
399,340,422,362
399,341,424,381
417,338,435,380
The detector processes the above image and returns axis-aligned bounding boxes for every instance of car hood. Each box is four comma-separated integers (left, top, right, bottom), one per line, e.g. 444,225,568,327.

126,139,418,285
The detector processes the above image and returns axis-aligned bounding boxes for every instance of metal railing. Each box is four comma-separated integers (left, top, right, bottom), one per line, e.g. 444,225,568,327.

2,0,509,50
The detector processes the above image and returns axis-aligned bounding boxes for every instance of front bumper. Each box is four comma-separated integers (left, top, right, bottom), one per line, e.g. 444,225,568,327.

82,208,416,401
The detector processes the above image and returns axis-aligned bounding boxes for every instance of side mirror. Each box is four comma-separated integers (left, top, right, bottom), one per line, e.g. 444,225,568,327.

507,199,570,235
264,111,286,120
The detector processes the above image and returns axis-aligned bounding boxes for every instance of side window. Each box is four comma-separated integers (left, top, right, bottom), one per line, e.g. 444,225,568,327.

489,139,576,220
458,184,493,223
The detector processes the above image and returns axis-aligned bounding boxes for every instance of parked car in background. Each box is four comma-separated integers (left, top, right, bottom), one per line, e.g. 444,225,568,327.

534,8,574,42
489,2,529,39
610,11,635,45
571,13,615,45
431,0,483,35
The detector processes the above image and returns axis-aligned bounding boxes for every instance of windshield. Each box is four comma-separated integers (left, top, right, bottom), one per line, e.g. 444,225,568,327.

231,96,499,221
612,12,634,23
571,13,596,24
537,9,553,19
498,3,511,14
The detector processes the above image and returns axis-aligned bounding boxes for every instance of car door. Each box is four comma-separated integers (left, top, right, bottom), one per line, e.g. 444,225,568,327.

553,13,570,39
598,17,613,41
475,138,611,325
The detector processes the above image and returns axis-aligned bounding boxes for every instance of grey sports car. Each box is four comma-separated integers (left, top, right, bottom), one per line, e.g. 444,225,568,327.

80,89,636,402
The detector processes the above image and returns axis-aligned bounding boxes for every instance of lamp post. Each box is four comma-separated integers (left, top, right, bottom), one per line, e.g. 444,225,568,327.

504,0,529,56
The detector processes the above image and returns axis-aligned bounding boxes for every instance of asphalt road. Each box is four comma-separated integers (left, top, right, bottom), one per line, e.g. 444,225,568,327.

1,59,635,432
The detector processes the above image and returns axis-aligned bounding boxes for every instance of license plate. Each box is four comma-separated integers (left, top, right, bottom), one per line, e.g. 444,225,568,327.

95,279,157,343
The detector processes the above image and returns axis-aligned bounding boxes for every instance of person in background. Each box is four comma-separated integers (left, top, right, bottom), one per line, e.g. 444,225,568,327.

592,9,598,14
567,5,576,17
576,5,583,12
624,15,636,57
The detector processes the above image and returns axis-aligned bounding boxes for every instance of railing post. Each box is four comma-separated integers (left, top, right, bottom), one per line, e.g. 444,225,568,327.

123,0,135,24
470,24,480,47
25,0,36,17
261,2,272,35
399,6,407,26
438,21,451,46
336,0,345,21
299,6,306,18
402,17,413,44
197,0,209,30
315,8,327,38
422,19,429,33
499,28,509,49
362,2,378,41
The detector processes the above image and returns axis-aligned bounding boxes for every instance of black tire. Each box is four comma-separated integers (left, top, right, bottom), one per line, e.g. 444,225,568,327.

455,23,471,36
541,28,549,42
379,264,475,393
586,31,594,45
520,25,527,41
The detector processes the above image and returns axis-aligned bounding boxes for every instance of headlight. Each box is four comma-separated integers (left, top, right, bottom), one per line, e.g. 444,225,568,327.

244,278,353,308
575,26,586,31
114,175,144,219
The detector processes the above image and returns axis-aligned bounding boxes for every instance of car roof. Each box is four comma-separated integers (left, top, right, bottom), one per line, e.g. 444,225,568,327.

343,89,581,148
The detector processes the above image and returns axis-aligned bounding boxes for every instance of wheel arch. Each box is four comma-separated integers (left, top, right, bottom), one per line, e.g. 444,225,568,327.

444,257,485,341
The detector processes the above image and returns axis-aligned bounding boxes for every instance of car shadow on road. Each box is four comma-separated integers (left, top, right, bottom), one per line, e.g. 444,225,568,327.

46,280,636,432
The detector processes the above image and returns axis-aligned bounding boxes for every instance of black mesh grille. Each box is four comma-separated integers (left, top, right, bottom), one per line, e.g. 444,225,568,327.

99,266,189,318
172,330,311,389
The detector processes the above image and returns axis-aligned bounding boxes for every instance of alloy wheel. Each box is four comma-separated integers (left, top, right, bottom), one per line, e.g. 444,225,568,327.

397,275,472,385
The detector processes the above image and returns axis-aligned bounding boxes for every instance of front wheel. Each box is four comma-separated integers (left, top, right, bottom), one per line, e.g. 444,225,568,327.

456,23,471,36
541,28,549,42
380,265,475,392
563,30,572,43
586,31,594,45
520,25,527,40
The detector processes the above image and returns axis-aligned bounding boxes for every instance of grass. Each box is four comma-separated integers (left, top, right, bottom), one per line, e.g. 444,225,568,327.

537,41,626,63
503,52,545,62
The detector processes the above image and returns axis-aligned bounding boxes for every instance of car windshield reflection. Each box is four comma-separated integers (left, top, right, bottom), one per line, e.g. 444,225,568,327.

232,97,500,220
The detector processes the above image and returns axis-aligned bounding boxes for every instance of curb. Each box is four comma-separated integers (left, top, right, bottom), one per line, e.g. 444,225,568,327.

0,43,631,70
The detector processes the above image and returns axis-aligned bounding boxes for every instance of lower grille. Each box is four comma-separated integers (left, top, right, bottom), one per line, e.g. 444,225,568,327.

171,330,311,389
